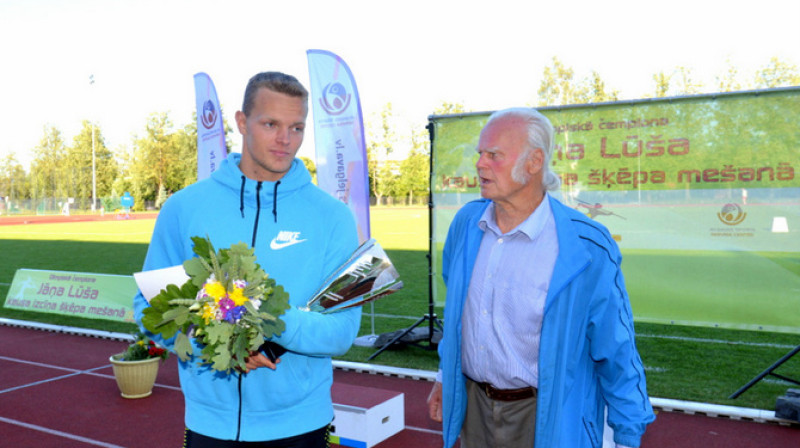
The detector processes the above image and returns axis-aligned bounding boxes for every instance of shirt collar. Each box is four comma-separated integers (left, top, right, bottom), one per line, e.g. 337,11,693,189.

478,194,552,240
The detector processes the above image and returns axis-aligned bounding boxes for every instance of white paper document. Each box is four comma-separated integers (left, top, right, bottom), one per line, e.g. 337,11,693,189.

133,265,190,302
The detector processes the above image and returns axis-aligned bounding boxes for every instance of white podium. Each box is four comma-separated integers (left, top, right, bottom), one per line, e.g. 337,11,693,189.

330,383,404,448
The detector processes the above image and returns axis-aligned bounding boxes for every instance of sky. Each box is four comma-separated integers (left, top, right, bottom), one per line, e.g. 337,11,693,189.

1,0,798,168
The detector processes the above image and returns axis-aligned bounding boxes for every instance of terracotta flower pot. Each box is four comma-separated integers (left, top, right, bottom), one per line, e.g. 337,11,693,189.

109,353,161,399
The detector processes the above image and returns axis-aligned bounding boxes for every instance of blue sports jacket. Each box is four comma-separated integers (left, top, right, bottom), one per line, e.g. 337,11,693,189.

438,196,655,447
134,154,360,441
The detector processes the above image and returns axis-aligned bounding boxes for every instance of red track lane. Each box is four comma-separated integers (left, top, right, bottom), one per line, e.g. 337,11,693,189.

0,213,159,226
1,325,798,447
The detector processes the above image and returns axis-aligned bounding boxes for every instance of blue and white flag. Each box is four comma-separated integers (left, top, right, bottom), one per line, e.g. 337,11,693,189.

194,72,227,181
307,50,370,243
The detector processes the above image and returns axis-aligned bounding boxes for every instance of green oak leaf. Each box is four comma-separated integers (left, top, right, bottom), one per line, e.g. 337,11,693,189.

184,258,210,289
174,332,193,362
161,306,190,327
210,343,233,372
205,321,234,345
190,235,214,260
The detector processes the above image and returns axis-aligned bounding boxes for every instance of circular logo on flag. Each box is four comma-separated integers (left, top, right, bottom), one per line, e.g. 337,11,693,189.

717,203,747,226
201,100,217,129
319,82,351,116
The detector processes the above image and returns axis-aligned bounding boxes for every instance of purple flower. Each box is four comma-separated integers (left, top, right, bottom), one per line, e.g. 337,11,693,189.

224,306,246,323
219,297,234,311
218,297,234,319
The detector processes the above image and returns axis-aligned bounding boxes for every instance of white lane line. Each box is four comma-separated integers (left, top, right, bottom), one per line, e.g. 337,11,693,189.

637,333,797,349
0,355,181,394
0,416,125,448
404,425,443,435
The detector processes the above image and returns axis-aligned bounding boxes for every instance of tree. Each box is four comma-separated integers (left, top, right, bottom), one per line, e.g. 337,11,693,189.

674,66,704,95
0,153,30,207
585,71,619,103
130,112,183,206
433,101,468,115
30,125,69,210
715,59,743,92
652,71,672,98
366,103,399,204
537,57,617,106
110,144,134,209
650,67,704,97
537,57,586,106
172,118,199,189
67,120,118,209
753,57,800,88
299,156,316,183
396,147,429,204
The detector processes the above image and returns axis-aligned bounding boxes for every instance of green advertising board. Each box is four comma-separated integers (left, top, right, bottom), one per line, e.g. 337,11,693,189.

431,87,800,333
4,269,137,323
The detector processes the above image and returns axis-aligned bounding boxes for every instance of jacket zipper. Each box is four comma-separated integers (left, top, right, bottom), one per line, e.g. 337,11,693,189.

237,181,263,440
236,374,243,440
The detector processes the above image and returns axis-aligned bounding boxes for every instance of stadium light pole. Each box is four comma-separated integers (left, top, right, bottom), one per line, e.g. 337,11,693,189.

90,74,96,213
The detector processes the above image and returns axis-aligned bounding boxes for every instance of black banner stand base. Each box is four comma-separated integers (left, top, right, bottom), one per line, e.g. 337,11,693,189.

729,344,800,399
367,313,443,362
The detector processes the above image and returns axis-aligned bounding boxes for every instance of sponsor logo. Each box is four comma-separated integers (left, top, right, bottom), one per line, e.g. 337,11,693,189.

717,203,747,226
319,82,351,115
270,231,307,250
200,100,217,129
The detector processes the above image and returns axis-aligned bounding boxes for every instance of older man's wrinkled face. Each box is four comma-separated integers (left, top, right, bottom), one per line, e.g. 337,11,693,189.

475,116,538,205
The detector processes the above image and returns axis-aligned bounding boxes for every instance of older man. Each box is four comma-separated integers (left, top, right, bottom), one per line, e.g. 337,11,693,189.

427,108,654,447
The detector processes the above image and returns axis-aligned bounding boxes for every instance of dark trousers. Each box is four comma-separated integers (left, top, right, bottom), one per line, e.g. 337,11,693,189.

183,426,330,448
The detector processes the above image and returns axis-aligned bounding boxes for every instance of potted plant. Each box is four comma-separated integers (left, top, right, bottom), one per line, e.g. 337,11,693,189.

110,331,168,399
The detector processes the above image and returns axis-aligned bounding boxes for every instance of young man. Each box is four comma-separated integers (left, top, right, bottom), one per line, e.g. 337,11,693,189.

427,108,654,447
134,72,360,447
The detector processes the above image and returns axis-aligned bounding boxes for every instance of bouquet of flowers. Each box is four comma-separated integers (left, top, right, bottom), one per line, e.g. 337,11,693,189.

116,330,169,362
141,236,290,373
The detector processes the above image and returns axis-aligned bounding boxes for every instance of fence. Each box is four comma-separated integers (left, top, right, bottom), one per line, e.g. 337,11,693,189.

0,197,159,216
370,195,430,207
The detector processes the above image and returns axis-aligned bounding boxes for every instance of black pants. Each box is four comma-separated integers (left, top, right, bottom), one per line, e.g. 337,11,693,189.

183,426,330,448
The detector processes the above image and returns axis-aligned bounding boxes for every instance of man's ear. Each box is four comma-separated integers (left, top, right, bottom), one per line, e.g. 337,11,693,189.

528,148,545,176
235,110,247,135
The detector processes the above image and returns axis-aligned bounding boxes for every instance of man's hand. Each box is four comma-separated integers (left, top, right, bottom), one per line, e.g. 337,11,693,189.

243,351,279,372
427,381,443,422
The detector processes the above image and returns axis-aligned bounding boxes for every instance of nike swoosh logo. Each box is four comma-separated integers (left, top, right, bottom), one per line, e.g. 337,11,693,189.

269,238,308,250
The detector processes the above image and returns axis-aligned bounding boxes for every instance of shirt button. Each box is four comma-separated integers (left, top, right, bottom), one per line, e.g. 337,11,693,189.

498,238,504,244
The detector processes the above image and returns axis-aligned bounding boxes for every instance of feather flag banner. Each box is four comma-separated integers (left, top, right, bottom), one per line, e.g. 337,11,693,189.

307,50,370,243
194,72,227,181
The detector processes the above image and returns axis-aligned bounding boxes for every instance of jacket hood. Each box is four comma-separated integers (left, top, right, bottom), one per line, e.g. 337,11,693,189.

213,153,312,200
211,153,312,221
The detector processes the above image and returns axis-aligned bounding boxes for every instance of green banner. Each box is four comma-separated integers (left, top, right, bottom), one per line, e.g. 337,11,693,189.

431,88,800,334
4,269,137,323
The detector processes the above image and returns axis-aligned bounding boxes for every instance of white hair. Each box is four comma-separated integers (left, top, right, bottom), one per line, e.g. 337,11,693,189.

484,107,561,191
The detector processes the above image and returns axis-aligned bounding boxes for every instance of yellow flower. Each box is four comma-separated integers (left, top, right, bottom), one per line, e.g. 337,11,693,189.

201,303,218,324
205,281,227,301
229,287,249,307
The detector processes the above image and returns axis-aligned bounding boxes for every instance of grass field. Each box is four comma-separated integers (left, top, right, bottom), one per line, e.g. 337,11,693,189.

1,208,799,411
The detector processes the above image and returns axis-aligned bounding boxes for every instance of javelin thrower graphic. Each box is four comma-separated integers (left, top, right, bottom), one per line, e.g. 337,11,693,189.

575,199,626,220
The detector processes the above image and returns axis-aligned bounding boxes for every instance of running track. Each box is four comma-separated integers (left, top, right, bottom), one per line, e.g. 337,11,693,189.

1,324,798,447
